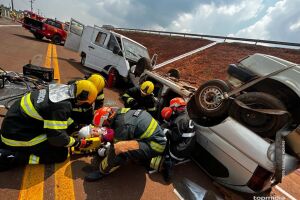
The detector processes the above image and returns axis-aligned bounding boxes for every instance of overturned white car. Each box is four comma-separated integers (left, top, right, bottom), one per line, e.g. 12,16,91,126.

137,53,300,193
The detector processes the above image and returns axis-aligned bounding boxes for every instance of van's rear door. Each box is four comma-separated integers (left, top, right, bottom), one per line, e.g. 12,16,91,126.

64,18,84,52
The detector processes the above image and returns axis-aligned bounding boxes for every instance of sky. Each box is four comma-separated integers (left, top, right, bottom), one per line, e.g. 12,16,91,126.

1,0,300,44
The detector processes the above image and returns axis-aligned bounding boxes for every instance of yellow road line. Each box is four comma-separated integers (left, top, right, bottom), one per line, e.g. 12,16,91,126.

44,44,53,68
53,45,75,200
55,159,75,200
18,42,53,200
52,44,61,83
18,165,44,200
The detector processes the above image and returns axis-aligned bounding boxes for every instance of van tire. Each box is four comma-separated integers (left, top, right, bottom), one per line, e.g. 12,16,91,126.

52,35,61,44
229,92,287,138
107,68,119,88
194,79,231,118
134,57,152,77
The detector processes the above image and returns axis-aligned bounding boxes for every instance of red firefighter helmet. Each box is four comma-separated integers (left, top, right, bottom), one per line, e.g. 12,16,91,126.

93,107,112,127
161,107,173,120
169,97,186,112
170,97,186,108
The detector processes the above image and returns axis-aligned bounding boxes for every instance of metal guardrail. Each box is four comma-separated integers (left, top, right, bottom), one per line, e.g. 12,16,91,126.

115,27,300,48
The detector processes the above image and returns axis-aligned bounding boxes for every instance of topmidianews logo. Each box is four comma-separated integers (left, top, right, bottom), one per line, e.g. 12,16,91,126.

253,196,285,200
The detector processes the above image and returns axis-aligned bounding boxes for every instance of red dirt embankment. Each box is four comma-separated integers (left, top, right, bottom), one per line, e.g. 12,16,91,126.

116,31,212,64
117,31,300,87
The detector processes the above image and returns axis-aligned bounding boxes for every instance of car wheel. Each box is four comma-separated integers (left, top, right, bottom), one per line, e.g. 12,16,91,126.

80,55,86,66
52,35,62,44
229,92,287,138
166,68,180,79
187,97,226,127
134,57,152,77
33,33,44,40
107,68,119,88
194,79,231,118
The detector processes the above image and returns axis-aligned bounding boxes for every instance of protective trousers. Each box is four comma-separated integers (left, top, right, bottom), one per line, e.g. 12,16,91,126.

0,140,68,165
99,141,157,174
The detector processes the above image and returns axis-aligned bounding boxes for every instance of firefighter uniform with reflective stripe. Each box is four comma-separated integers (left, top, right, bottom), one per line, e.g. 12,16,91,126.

0,88,76,165
99,108,166,174
165,111,196,161
121,87,157,117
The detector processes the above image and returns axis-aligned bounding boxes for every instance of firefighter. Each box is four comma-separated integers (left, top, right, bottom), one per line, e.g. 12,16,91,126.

84,107,167,181
121,81,157,117
0,80,97,171
71,73,105,126
159,97,196,181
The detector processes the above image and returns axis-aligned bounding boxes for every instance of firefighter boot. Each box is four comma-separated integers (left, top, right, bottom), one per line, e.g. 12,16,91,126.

85,171,105,182
0,149,17,171
0,149,29,171
162,155,174,182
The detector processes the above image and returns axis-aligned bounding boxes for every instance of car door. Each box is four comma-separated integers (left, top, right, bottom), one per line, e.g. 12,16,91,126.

88,27,124,74
64,18,84,52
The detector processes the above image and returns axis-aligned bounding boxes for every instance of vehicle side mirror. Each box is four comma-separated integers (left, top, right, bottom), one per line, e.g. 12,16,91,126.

113,46,120,54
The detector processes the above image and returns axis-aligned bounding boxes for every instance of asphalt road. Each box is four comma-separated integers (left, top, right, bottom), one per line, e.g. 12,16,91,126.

0,21,299,200
0,24,226,200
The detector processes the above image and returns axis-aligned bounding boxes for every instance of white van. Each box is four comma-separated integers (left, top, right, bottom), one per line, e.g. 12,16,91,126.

64,19,154,85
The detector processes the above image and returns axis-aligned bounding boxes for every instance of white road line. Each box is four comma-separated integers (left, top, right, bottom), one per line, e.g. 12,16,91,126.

154,41,219,69
0,25,21,27
275,185,297,200
173,189,185,200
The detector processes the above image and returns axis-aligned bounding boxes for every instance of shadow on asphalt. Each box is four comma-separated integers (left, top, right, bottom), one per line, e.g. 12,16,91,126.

0,166,24,190
66,156,146,200
12,34,50,44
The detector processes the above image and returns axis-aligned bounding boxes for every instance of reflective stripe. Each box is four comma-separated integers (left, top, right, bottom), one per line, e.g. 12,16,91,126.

120,108,130,113
150,156,162,170
97,93,104,100
122,93,130,98
149,141,165,153
72,107,83,112
1,134,47,147
140,118,158,139
72,107,91,112
147,107,156,111
126,97,134,104
29,154,40,164
169,149,185,161
66,137,76,147
44,120,68,130
67,118,74,126
21,93,43,121
181,132,195,138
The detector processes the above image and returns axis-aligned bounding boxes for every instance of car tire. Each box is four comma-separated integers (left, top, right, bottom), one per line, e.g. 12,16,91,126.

166,68,180,79
194,79,231,118
33,33,44,40
134,57,152,77
187,97,226,127
80,55,86,66
52,35,62,44
229,92,287,138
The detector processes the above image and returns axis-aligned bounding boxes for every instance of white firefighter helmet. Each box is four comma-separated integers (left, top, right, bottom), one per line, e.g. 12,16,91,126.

78,125,92,139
